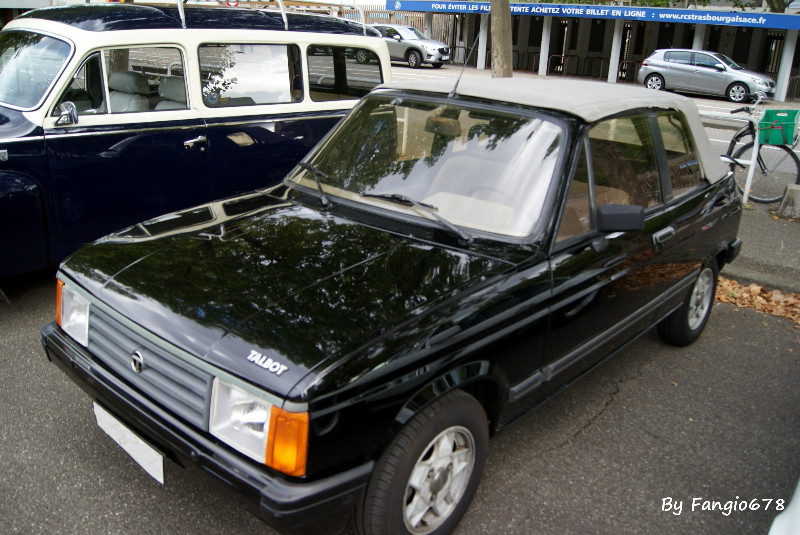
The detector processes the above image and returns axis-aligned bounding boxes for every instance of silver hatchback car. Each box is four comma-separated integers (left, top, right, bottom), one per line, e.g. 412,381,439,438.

637,49,774,102
371,24,450,68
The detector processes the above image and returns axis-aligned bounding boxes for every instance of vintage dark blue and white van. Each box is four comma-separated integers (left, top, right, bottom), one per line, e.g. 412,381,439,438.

0,2,390,278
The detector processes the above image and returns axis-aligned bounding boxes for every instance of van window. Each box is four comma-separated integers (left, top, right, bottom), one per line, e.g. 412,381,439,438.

54,53,106,115
199,44,301,107
307,45,382,102
102,46,186,113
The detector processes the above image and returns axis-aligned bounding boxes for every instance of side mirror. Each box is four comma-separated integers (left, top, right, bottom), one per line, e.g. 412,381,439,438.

55,101,78,126
596,204,644,232
392,34,402,41
714,63,726,71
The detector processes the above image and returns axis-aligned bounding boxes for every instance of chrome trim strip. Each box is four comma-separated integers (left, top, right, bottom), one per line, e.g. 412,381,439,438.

43,113,345,140
43,123,204,140
0,135,45,144
59,273,304,412
204,113,348,129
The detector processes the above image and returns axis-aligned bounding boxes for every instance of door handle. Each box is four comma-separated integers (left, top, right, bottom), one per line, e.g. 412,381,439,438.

653,226,676,246
183,135,207,151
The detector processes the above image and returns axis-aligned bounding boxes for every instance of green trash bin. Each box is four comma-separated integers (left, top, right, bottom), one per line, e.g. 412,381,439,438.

759,109,800,145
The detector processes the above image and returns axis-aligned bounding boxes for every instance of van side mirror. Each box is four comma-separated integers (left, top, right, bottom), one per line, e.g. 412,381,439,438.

596,204,644,232
55,101,78,126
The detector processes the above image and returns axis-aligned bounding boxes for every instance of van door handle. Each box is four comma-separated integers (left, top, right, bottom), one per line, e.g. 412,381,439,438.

183,135,207,151
653,226,676,246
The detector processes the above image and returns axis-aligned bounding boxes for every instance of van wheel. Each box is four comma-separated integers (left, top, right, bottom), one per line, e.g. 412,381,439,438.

644,73,665,91
658,260,718,346
407,50,422,68
727,82,748,102
356,390,488,535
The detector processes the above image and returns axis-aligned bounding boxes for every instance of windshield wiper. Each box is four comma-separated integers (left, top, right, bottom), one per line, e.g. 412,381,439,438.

361,192,472,246
297,162,331,209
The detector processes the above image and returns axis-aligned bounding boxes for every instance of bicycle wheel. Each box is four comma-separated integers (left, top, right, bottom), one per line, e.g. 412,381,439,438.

732,141,800,203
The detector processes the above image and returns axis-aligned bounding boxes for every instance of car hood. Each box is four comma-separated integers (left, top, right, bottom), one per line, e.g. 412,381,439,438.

415,38,447,49
740,68,773,83
61,192,510,399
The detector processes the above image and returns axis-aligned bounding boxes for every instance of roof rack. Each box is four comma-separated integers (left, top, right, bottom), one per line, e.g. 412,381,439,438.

94,0,370,35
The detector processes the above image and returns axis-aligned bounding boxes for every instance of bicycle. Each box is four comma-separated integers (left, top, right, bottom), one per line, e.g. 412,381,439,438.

725,94,800,203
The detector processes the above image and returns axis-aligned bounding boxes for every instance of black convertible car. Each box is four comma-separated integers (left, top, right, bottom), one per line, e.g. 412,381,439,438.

43,78,742,535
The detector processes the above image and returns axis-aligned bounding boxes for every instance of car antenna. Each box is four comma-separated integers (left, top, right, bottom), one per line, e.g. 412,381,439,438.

448,15,489,99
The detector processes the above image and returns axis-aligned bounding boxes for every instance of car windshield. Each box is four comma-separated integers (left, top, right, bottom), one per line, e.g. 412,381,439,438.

714,52,743,70
397,27,427,40
287,94,564,238
0,31,71,109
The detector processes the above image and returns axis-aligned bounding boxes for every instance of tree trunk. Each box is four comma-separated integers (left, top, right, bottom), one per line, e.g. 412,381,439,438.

490,0,513,77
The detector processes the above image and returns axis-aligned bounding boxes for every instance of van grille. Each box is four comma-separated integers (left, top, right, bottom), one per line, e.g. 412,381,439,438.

87,307,213,429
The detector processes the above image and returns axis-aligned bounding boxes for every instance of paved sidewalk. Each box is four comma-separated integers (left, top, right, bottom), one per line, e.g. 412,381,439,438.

722,200,800,292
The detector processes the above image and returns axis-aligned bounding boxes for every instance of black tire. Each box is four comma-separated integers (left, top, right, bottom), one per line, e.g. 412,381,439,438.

658,260,718,346
644,73,665,91
357,390,488,535
727,82,749,103
407,50,422,69
726,124,751,157
731,141,800,203
431,62,444,69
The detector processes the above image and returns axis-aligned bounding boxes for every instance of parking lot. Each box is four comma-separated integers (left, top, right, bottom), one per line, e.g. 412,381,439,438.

1,66,799,535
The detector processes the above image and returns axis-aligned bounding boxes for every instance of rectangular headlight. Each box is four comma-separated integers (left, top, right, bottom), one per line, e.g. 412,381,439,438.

210,378,271,463
57,279,90,347
210,377,308,476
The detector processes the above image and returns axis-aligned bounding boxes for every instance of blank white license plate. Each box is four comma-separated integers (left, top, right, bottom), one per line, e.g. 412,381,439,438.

441,56,450,61
93,402,164,484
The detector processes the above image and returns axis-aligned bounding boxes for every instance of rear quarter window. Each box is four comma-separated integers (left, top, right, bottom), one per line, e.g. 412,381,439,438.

199,43,302,107
307,45,383,102
664,51,692,65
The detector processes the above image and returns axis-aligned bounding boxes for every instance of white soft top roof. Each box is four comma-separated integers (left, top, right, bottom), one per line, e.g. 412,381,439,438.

378,77,728,182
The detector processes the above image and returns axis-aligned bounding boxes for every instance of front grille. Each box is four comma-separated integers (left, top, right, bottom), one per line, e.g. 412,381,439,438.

88,307,213,429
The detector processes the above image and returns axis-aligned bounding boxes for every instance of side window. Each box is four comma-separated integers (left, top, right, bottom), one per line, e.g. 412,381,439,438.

588,114,662,209
385,28,398,38
198,44,301,107
664,51,692,65
103,46,186,113
307,45,383,102
556,143,592,243
693,53,719,69
656,111,704,197
54,52,106,116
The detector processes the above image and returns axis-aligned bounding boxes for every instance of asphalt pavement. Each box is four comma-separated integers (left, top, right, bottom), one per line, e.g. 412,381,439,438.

1,272,797,535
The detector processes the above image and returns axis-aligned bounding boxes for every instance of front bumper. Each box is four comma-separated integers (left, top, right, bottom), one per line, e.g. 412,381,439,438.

41,322,372,533
424,49,450,64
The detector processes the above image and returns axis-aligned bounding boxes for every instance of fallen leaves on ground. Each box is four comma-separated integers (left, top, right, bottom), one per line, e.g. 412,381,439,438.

716,276,800,325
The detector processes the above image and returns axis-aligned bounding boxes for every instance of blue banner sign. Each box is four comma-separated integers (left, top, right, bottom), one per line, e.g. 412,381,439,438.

385,1,800,30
